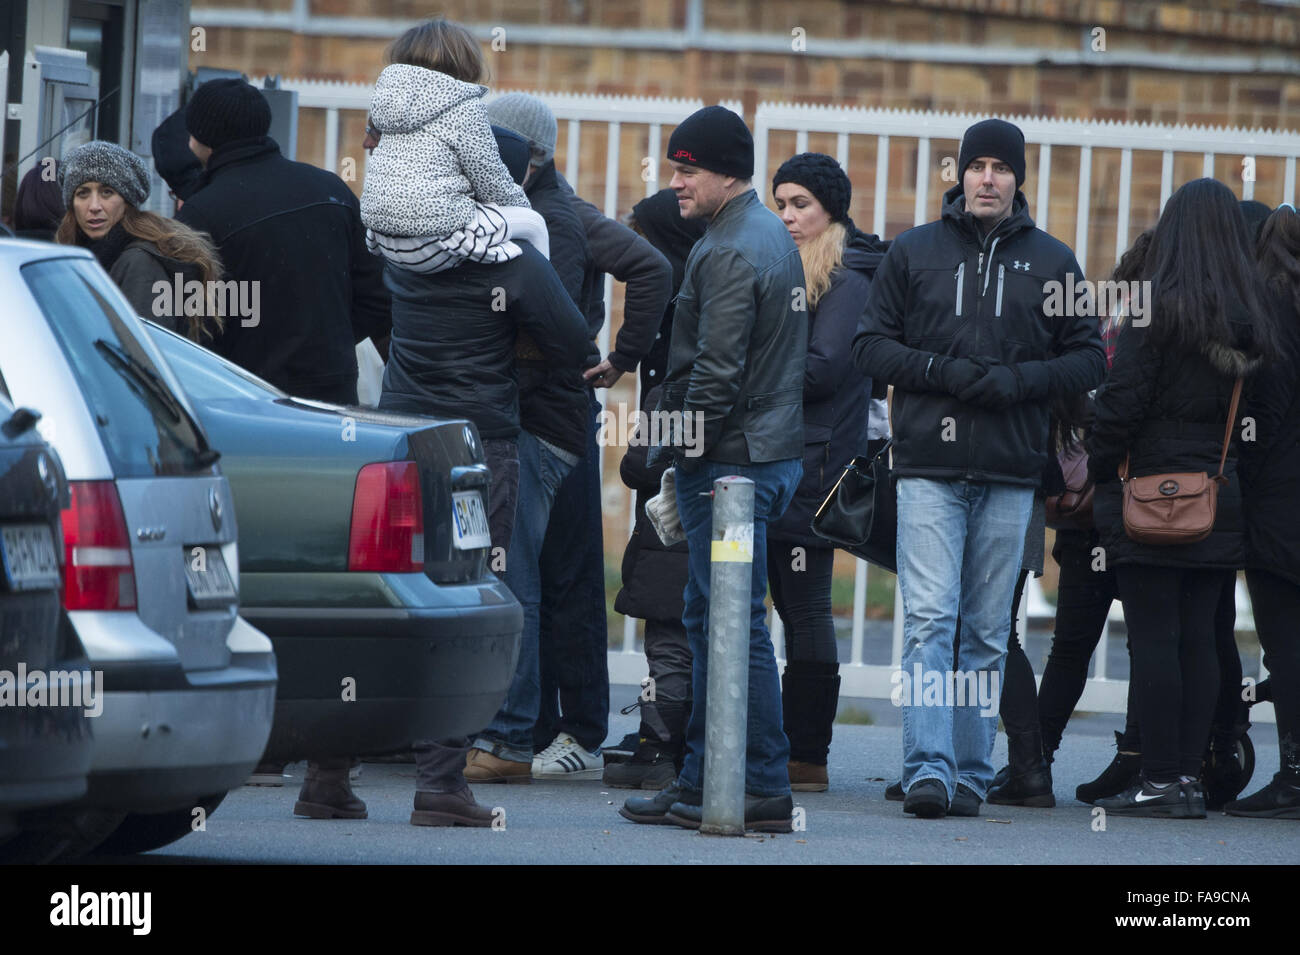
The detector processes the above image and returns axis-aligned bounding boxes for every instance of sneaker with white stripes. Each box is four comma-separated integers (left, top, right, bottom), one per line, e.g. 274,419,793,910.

532,734,603,780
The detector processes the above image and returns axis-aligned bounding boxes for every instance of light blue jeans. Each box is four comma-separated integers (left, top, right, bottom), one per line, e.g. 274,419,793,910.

895,477,1034,801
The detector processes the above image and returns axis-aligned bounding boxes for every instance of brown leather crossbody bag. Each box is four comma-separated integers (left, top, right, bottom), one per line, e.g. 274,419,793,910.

1119,378,1242,546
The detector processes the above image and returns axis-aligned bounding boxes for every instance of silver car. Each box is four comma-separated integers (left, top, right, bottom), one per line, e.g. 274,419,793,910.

0,239,276,859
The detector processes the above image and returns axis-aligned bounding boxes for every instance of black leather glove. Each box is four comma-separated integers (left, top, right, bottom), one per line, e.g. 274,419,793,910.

935,355,995,396
957,363,1025,410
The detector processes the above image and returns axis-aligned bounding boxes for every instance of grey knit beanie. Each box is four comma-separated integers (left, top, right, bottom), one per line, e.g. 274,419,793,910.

60,141,151,209
486,93,557,166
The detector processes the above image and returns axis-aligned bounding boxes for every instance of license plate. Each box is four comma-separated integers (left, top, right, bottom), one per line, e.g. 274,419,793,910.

0,524,60,591
183,546,238,608
451,491,491,550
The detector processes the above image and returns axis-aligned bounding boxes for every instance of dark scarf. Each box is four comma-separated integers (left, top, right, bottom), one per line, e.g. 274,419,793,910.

82,222,135,272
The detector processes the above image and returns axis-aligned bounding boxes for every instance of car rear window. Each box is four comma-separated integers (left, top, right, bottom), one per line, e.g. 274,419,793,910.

23,258,214,477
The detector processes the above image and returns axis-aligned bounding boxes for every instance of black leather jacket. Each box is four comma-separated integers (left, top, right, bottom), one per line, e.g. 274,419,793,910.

654,188,807,465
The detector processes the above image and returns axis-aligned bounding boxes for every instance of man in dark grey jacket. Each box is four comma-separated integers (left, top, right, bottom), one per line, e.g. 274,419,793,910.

620,106,806,832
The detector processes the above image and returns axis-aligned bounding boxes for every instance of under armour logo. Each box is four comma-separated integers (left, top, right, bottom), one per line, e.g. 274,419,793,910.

1014,260,1031,271
671,149,698,162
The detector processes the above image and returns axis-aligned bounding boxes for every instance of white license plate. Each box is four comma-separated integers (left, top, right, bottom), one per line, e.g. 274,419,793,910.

0,524,60,591
451,491,491,550
184,546,238,608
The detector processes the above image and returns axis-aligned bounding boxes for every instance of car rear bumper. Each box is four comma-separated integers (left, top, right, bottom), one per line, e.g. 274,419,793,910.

66,612,277,810
0,704,93,813
246,576,523,762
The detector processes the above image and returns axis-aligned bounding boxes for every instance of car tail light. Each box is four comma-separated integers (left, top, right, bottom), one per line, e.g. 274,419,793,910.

348,462,425,572
62,481,137,610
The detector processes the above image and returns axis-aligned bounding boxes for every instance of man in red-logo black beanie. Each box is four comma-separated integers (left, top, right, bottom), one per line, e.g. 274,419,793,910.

619,105,807,833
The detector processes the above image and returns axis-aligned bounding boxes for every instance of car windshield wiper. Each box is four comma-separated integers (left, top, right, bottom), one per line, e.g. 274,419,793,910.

93,338,221,468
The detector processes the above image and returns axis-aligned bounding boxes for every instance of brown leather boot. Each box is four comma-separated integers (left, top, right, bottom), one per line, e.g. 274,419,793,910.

293,758,368,819
787,760,829,792
411,787,498,827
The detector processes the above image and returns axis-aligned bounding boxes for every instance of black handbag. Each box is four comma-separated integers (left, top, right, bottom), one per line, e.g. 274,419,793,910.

810,438,897,572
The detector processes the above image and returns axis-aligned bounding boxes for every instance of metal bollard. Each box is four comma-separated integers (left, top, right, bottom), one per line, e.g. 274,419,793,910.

700,475,754,836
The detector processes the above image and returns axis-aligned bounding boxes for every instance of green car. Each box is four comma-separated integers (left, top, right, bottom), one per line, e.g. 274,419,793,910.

146,323,522,762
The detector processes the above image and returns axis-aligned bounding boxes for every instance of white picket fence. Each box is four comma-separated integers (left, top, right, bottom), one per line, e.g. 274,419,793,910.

280,78,1297,722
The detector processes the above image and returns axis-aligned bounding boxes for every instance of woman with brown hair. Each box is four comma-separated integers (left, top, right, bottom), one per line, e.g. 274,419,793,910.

57,140,223,342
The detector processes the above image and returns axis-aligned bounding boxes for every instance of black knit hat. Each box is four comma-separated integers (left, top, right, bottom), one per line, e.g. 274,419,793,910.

666,105,753,180
152,107,204,200
185,78,272,150
958,118,1026,187
772,153,851,223
492,125,531,186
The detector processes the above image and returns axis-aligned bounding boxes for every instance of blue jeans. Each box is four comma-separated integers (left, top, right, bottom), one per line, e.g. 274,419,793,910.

675,456,802,798
535,392,609,753
895,477,1034,801
473,431,574,762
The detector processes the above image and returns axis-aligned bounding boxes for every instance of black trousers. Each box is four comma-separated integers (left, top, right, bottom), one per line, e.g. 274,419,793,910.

1036,529,1137,754
1116,565,1231,783
766,541,838,664
1245,568,1300,775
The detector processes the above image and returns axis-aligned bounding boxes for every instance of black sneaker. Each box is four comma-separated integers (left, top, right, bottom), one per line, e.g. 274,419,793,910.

1075,732,1141,804
948,783,981,817
885,780,904,801
618,782,699,825
902,779,949,818
988,764,1056,807
1224,774,1300,819
1180,778,1208,818
1096,777,1200,818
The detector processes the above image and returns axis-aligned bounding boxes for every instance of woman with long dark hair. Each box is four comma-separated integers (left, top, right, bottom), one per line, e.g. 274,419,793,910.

1229,204,1300,817
1087,179,1280,818
57,141,223,342
768,153,888,791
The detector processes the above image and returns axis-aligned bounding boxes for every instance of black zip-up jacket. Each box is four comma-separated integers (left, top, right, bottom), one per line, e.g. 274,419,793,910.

177,136,390,399
771,229,887,545
379,242,590,443
853,185,1105,486
655,188,808,465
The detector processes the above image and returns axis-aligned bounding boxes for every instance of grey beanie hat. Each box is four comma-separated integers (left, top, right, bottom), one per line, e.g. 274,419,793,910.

486,93,557,166
60,141,151,209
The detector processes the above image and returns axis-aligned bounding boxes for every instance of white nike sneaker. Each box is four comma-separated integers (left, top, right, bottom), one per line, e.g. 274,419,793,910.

532,734,603,780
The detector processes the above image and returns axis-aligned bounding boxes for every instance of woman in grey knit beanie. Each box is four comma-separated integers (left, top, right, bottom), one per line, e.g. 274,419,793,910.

57,140,225,342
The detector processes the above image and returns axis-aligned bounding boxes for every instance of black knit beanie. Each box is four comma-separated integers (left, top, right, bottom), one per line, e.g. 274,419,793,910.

152,107,204,200
957,118,1026,186
666,105,753,179
186,78,272,150
772,152,851,223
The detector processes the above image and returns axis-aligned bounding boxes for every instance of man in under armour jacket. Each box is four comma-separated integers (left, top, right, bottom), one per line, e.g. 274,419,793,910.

852,119,1104,820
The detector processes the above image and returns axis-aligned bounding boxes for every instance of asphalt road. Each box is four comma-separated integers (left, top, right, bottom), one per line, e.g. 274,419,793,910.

81,685,1295,866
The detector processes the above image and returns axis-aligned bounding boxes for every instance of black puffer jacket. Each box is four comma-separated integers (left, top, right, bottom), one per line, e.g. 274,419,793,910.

1086,311,1266,570
656,188,808,465
853,185,1106,486
177,136,390,398
522,160,588,308
1239,292,1300,585
614,385,689,622
379,242,590,441
771,228,888,545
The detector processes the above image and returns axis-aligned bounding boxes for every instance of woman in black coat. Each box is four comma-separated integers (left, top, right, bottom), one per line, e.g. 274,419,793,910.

1086,179,1280,819
1228,204,1300,818
768,154,888,791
